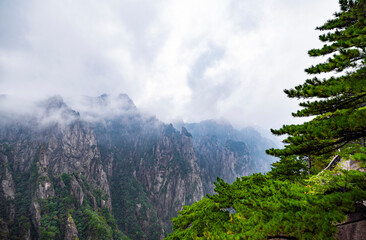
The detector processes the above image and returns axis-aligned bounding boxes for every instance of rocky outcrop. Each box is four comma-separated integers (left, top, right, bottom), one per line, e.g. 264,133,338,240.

69,175,84,207
1,166,15,201
337,212,366,240
64,215,79,240
322,157,366,240
96,119,204,237
30,200,41,236
135,125,203,230
0,94,268,239
175,120,276,194
0,97,116,239
0,144,15,239
187,132,254,195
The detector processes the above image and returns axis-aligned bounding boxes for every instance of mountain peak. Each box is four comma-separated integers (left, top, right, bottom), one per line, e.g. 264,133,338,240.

117,93,135,108
91,93,136,110
37,95,80,123
40,95,67,111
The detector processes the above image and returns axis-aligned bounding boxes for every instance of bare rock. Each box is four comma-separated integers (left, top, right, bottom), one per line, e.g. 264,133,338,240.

70,176,84,207
1,168,15,200
64,215,79,240
338,219,366,240
30,200,41,236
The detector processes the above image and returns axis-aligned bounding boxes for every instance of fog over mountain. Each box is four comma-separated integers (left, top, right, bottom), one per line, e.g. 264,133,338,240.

0,0,339,130
2,1,363,239
0,93,278,239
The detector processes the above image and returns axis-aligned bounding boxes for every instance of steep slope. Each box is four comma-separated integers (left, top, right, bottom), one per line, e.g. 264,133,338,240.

0,94,204,240
92,113,204,238
0,97,125,239
0,94,274,239
175,120,277,195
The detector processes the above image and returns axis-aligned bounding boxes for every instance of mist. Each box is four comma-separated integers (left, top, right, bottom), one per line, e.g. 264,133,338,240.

0,0,340,131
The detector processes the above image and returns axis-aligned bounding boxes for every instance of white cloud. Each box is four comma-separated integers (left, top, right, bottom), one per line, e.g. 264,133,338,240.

0,0,340,130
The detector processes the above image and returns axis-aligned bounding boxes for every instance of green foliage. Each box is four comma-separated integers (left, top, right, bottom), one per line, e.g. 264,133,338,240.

339,144,366,161
171,152,191,177
352,151,366,163
94,189,106,207
71,206,130,240
308,169,366,196
268,156,307,182
83,208,113,239
61,173,71,189
111,157,162,240
8,159,33,239
167,170,366,240
267,0,366,158
39,198,61,240
166,2,366,236
0,143,12,155
169,197,229,239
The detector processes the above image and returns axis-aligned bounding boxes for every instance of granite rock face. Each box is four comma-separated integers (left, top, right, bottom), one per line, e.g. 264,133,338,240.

0,118,113,238
337,212,366,240
175,120,277,195
64,215,79,240
0,94,271,239
0,95,206,239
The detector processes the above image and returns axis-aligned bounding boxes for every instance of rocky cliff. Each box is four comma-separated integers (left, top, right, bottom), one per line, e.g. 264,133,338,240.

174,120,277,195
0,94,272,239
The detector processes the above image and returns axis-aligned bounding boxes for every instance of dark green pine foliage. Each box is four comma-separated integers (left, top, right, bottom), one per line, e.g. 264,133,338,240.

166,171,366,240
267,156,307,182
267,0,366,157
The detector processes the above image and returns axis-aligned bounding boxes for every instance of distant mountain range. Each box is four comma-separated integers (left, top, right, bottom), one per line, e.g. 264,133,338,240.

0,94,278,240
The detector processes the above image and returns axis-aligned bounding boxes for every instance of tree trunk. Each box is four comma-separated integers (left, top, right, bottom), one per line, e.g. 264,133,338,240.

307,156,311,175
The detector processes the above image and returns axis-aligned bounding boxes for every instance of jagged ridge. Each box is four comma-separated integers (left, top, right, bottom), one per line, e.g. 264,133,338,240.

0,94,273,240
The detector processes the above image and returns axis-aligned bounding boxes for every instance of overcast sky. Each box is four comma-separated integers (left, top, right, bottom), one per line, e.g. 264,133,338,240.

0,0,340,130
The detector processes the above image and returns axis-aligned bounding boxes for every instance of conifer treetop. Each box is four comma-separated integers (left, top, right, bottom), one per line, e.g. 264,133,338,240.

267,0,366,157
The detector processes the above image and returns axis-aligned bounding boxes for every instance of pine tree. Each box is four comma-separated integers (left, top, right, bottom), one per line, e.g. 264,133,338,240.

267,0,366,158
166,2,366,239
166,171,366,240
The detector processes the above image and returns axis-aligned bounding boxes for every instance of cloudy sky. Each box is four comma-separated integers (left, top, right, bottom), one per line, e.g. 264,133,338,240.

0,0,340,130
